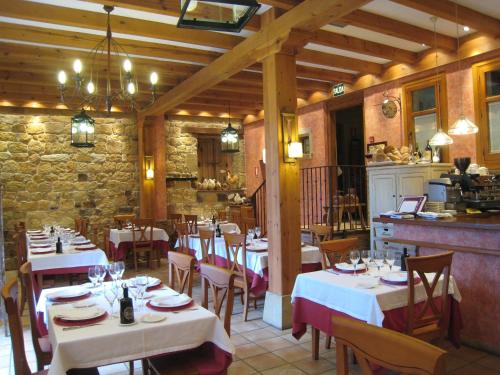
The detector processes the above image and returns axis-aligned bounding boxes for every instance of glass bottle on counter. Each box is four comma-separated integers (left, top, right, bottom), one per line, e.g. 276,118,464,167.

56,237,63,254
216,224,221,238
120,285,134,324
400,248,409,271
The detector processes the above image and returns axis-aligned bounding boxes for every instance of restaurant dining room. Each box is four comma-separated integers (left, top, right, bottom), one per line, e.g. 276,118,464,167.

1,0,500,374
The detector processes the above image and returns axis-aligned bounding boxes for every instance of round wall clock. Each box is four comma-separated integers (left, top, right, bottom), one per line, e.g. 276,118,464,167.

381,100,398,119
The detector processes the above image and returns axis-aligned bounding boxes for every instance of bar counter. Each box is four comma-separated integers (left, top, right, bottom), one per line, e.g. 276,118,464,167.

373,213,500,353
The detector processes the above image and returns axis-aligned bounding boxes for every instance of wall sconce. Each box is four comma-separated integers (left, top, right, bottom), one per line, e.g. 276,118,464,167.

281,112,303,163
262,148,266,164
144,155,154,180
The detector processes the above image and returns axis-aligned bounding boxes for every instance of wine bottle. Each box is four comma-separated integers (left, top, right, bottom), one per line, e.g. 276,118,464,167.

400,248,409,271
216,224,221,238
56,237,63,254
212,215,216,225
120,285,134,324
424,140,432,162
50,226,55,238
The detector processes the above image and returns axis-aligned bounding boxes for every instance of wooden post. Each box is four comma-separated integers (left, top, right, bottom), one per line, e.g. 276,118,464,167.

261,17,302,328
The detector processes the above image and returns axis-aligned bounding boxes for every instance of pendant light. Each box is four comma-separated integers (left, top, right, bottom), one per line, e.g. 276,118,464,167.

448,4,479,135
429,17,453,147
221,103,239,153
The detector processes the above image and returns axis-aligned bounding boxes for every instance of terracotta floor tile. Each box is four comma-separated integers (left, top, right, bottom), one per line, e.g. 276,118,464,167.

293,357,336,375
241,327,281,342
273,345,312,363
260,363,306,375
236,343,268,359
445,353,470,372
258,337,296,351
475,354,500,372
449,363,500,375
244,352,287,371
232,321,264,333
228,360,258,375
448,345,489,362
231,334,252,347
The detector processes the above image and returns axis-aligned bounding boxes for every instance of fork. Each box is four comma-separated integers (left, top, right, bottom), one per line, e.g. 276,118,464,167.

62,323,103,331
170,307,198,314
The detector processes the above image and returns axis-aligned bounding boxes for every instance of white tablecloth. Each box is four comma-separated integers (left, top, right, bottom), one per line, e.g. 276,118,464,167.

27,236,108,272
291,268,461,327
197,221,240,234
36,284,234,375
109,227,169,248
188,237,321,276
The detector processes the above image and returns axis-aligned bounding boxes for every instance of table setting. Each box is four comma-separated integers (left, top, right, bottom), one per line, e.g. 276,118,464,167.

108,226,169,260
36,270,235,375
196,220,241,234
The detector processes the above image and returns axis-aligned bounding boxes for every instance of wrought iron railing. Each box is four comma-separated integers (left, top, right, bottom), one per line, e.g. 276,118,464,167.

250,180,266,231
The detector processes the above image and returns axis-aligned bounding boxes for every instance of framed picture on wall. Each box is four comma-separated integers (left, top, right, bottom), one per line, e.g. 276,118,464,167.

299,129,312,159
367,141,387,154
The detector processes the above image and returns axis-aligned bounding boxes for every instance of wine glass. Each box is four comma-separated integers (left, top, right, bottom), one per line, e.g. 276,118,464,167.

95,265,106,290
88,267,98,288
103,283,118,318
115,261,125,281
255,227,261,239
247,228,255,245
107,263,119,285
385,250,395,272
134,275,149,311
373,250,384,276
361,250,371,272
349,250,360,276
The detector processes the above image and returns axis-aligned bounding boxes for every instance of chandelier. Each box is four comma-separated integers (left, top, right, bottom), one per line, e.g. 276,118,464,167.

56,6,159,113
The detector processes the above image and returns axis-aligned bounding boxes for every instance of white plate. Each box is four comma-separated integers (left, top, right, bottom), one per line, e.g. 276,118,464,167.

141,313,166,323
150,294,192,308
55,306,106,321
129,277,161,288
47,288,89,301
74,244,96,249
30,248,54,254
73,300,96,308
27,230,42,234
72,240,91,245
334,263,366,271
381,272,409,283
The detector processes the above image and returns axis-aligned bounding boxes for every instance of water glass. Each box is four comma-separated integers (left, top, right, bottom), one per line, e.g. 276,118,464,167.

385,250,395,272
107,263,119,284
115,261,125,281
255,227,261,239
361,250,371,271
104,284,118,318
349,250,360,276
134,275,149,310
88,267,98,288
95,265,106,288
373,250,384,276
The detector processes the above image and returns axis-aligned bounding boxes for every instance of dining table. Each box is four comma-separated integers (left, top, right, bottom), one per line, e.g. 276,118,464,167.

108,226,170,261
186,236,322,296
36,281,235,375
291,265,463,359
197,220,241,234
27,231,108,289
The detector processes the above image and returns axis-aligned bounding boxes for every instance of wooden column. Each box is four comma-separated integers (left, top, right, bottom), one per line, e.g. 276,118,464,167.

138,114,166,220
262,47,301,329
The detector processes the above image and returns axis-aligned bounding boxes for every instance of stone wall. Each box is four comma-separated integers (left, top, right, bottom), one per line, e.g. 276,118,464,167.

0,111,139,270
164,116,246,217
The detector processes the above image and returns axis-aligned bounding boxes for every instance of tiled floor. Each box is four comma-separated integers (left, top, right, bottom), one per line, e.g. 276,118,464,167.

1,262,499,375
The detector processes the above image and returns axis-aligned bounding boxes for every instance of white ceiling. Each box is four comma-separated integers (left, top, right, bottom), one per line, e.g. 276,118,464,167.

453,0,500,20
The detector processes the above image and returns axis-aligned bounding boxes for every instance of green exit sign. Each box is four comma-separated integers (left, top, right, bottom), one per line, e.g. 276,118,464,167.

332,83,344,97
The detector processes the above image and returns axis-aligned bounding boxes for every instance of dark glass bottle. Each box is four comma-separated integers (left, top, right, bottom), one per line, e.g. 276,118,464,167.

212,215,216,225
400,248,409,271
120,285,134,324
424,140,432,162
216,224,221,238
56,237,62,254
50,226,55,238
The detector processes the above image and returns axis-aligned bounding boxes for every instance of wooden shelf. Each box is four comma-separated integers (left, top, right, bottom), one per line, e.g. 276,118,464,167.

166,176,198,181
197,189,244,193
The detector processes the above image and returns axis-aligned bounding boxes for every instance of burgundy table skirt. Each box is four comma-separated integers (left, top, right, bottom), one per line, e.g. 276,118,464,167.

292,296,463,347
108,240,170,261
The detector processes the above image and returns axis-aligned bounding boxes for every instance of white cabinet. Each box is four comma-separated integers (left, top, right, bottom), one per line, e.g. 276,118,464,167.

367,163,451,249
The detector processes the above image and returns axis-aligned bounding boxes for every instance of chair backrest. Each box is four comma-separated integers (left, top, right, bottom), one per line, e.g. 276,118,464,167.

184,214,198,234
14,221,26,232
113,214,135,229
199,229,216,264
89,223,99,246
131,218,154,248
13,230,28,271
331,316,447,375
167,213,183,223
311,224,332,245
217,210,227,221
75,217,89,237
200,263,235,336
224,233,248,284
319,237,358,269
102,225,111,255
19,262,45,364
242,217,256,235
168,252,195,297
175,222,190,254
406,252,454,337
2,279,33,375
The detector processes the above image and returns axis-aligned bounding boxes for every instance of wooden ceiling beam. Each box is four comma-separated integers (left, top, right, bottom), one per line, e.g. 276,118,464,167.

341,10,456,51
258,0,298,9
391,0,500,37
172,103,255,116
0,1,242,50
295,65,354,83
297,49,381,75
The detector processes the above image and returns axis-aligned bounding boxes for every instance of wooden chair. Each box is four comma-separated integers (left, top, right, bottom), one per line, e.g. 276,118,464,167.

201,263,235,335
88,224,99,246
199,229,216,265
224,233,258,321
331,316,447,375
175,222,190,254
131,218,155,271
217,210,227,221
101,225,111,258
319,237,358,270
74,217,89,238
406,251,454,343
310,224,332,246
19,262,52,371
168,252,195,297
184,214,198,234
13,230,28,314
242,216,256,236
167,213,183,224
113,214,135,229
14,221,26,232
